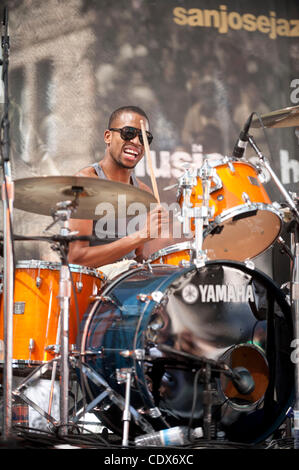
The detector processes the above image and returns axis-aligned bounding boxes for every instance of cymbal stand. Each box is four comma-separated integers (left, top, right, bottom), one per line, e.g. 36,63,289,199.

248,135,299,448
0,7,15,441
46,198,79,436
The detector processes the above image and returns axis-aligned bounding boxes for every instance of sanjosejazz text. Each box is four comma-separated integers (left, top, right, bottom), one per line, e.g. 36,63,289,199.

173,5,299,39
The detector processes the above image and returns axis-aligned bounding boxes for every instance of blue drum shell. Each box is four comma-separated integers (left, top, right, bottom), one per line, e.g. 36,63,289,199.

78,261,294,444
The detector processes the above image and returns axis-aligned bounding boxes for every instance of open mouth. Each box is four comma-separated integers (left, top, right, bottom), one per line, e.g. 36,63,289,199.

123,146,140,161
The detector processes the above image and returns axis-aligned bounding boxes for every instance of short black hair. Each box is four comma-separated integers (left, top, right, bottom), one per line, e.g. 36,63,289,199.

108,105,149,128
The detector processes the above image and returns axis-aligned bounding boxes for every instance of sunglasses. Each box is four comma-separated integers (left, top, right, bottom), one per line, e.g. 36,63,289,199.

109,126,153,145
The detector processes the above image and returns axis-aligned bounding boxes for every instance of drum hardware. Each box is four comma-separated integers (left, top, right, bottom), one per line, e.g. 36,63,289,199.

193,160,215,267
119,349,145,360
122,368,133,447
45,202,78,436
291,233,299,449
76,280,83,293
137,407,162,418
177,157,282,262
157,344,255,440
35,275,42,288
136,293,151,303
151,291,164,303
244,260,255,270
69,356,154,434
247,136,299,222
242,192,251,204
247,133,299,447
10,358,61,429
28,338,35,364
45,344,60,354
277,236,293,260
1,7,15,440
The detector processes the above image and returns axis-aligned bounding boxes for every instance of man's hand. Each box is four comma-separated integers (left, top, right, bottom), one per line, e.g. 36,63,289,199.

138,204,170,241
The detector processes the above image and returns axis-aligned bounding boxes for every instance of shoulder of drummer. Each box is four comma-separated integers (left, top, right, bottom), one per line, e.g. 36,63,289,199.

74,165,99,178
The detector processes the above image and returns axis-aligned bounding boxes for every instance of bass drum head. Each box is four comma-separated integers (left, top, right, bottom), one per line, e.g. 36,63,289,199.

79,262,294,445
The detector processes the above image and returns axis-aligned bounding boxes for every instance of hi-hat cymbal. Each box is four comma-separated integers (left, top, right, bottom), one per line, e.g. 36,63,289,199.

13,175,158,219
251,104,299,129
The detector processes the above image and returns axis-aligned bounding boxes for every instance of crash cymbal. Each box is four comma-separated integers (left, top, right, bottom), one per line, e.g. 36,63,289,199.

251,104,299,129
13,175,158,219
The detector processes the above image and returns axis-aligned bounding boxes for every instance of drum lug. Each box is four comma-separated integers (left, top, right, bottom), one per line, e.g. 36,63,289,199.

223,156,235,174
242,192,251,204
28,338,35,363
137,291,164,303
35,276,42,288
76,281,83,293
244,259,255,270
45,344,60,354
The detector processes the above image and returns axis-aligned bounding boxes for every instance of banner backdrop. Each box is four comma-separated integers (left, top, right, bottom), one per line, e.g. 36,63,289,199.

2,0,299,281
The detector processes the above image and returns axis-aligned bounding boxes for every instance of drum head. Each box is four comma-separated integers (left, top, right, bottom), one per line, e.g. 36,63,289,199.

78,261,293,444
203,205,282,261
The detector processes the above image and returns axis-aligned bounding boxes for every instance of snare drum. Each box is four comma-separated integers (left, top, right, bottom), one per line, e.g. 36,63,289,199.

178,159,282,261
149,242,192,266
0,260,105,366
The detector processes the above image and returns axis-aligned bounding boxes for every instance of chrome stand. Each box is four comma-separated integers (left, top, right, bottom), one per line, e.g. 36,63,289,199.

121,369,133,447
291,233,299,448
1,7,15,441
1,165,14,440
248,135,299,448
46,200,79,435
177,160,215,267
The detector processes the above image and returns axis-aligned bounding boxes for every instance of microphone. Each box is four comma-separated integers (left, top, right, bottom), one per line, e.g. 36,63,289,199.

232,113,254,159
230,366,255,395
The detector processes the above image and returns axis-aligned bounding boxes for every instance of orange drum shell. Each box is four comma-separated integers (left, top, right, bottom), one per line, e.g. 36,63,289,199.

0,266,103,364
177,161,281,261
179,162,272,221
150,249,191,266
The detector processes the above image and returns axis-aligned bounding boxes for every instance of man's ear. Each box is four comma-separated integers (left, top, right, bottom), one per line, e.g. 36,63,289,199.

104,129,111,144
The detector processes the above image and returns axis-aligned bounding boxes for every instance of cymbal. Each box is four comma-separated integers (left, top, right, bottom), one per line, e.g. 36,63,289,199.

251,105,299,129
13,176,158,219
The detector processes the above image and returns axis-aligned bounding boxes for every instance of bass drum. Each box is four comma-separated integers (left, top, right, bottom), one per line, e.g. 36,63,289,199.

78,261,294,444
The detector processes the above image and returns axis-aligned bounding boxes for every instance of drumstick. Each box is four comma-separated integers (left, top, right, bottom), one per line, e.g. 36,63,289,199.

140,119,160,204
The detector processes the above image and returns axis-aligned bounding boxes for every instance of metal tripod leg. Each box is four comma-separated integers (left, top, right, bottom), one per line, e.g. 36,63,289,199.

122,369,133,447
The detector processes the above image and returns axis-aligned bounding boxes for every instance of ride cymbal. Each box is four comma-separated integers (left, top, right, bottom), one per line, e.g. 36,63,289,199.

251,104,299,129
14,175,157,219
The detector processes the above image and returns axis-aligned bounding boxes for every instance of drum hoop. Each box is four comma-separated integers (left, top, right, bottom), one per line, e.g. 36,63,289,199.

148,241,193,262
15,259,106,280
198,157,258,171
211,202,282,225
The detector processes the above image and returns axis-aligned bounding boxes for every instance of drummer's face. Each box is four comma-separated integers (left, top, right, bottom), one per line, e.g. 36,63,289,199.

104,111,149,169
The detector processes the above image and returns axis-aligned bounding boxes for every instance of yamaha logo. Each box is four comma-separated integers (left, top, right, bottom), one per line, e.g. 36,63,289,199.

182,283,255,303
199,284,255,303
